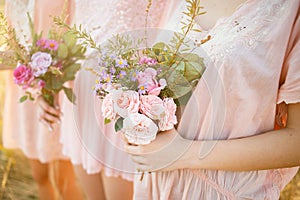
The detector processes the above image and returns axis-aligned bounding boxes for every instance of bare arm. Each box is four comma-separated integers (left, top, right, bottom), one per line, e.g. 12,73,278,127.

125,103,300,172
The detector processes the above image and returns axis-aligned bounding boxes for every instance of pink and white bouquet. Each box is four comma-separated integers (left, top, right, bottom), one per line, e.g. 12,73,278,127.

98,57,178,145
57,0,206,145
0,13,86,106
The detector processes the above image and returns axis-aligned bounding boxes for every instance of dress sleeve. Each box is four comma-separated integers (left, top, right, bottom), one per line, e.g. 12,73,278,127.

277,10,300,104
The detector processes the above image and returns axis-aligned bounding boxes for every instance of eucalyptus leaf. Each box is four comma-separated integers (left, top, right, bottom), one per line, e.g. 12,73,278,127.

115,117,124,132
62,63,81,81
58,43,68,59
63,87,76,104
63,32,77,49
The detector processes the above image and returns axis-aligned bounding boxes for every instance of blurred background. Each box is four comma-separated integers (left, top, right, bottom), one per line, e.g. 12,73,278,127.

0,0,299,199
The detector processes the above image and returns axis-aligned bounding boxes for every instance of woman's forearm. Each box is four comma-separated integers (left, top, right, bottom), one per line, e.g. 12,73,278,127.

183,103,300,171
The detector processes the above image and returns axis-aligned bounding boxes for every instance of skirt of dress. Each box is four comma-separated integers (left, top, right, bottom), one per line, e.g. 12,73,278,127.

2,71,68,163
59,66,135,181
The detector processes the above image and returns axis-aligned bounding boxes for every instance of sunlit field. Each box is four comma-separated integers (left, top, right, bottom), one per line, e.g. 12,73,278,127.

0,0,299,199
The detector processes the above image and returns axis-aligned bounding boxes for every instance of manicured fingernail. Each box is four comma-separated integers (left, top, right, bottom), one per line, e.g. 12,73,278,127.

48,126,53,132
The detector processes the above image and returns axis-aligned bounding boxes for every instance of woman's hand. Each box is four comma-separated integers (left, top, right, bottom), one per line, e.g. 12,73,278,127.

37,95,61,132
124,128,195,172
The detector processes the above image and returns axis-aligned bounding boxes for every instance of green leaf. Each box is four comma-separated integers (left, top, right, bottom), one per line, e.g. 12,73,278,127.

104,118,111,124
166,68,192,99
44,73,63,91
62,63,81,81
49,66,63,75
19,95,28,103
57,43,68,59
63,31,77,48
63,87,76,104
114,117,124,132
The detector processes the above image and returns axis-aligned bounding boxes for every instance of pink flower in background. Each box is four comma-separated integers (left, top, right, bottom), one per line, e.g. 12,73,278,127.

36,38,47,49
113,90,140,118
123,113,158,145
102,93,116,120
30,52,52,76
139,57,158,66
140,95,165,120
159,98,177,131
13,64,33,86
45,39,59,51
38,80,46,88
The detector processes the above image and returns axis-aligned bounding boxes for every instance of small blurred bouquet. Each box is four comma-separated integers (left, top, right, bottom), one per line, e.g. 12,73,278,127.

55,0,207,144
0,13,86,106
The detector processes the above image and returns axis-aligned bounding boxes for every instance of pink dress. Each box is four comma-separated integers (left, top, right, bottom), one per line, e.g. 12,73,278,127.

134,0,300,199
2,0,67,163
59,0,168,180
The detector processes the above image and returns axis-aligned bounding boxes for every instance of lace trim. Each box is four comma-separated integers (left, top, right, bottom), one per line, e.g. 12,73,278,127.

198,0,290,63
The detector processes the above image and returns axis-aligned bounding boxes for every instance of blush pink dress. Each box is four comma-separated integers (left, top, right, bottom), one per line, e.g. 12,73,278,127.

59,0,168,180
2,0,68,163
134,0,300,199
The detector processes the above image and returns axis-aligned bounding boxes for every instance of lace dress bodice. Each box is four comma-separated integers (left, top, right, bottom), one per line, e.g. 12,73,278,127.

5,0,35,45
74,0,167,44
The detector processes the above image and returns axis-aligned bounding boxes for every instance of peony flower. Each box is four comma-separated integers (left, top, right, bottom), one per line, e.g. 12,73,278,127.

159,98,177,131
102,93,116,120
30,52,52,77
45,39,59,51
140,95,165,120
112,90,140,118
123,113,158,145
13,64,34,87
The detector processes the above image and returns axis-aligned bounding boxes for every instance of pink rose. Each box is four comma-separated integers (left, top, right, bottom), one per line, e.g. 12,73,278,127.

38,80,46,88
102,93,116,120
13,64,34,87
112,90,140,118
158,98,177,131
30,52,52,77
123,113,158,145
148,78,167,96
140,95,165,120
136,68,156,85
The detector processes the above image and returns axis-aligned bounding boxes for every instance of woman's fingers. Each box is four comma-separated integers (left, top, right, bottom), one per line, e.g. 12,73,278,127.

37,96,61,117
39,118,54,132
39,111,61,124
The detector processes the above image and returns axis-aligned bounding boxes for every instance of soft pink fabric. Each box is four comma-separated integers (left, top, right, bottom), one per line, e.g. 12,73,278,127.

134,0,300,199
2,0,68,163
59,0,168,180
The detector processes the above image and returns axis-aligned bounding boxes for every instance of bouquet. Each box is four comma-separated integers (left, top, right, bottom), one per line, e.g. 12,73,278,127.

0,13,86,106
54,0,208,144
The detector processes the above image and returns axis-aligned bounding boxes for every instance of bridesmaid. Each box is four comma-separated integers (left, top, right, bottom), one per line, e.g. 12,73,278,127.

39,0,171,199
125,0,300,199
2,0,83,199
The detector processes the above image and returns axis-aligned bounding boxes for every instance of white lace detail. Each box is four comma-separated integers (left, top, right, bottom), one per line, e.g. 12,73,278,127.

5,0,35,45
74,0,167,43
199,0,291,63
